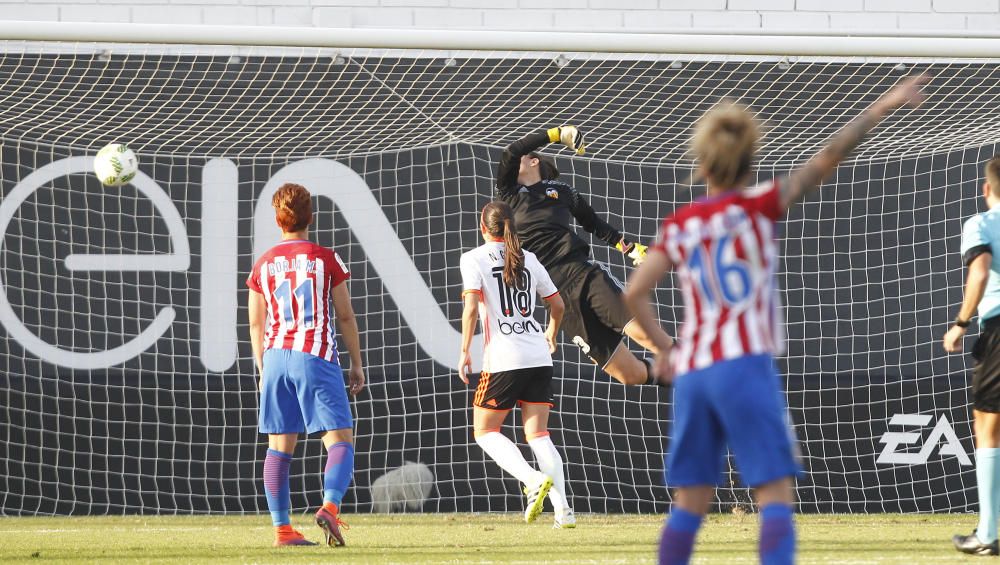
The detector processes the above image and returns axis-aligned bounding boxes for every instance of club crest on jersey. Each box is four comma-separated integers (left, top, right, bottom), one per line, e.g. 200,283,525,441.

545,188,559,199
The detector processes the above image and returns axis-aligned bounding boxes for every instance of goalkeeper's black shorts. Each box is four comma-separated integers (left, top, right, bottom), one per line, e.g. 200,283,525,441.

548,260,632,368
973,316,1000,413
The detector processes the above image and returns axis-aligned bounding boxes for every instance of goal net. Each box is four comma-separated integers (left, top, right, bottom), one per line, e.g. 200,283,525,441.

0,32,996,515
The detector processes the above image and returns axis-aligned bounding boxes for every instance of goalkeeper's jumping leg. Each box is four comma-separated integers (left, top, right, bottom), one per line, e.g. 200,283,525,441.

604,343,669,387
622,318,672,358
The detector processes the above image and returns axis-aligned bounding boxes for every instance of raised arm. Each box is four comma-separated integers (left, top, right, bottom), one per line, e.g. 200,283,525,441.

496,131,550,197
495,126,585,197
779,74,928,211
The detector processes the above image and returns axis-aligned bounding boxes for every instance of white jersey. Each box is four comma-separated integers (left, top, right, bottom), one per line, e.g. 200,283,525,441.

460,242,559,373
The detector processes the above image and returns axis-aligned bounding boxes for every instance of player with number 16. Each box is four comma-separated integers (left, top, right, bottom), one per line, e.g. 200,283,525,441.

624,74,927,565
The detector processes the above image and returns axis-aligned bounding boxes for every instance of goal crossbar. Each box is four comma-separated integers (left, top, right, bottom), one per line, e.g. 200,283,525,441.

2,21,1000,58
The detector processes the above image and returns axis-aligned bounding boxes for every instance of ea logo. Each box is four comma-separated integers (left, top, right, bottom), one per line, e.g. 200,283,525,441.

877,413,971,466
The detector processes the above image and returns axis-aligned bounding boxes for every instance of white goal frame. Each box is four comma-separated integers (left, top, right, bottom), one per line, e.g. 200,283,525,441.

2,22,999,516
1,21,1000,58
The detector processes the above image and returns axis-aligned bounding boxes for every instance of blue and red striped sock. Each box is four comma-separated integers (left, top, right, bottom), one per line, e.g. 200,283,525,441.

263,449,292,527
659,508,702,565
759,503,795,565
323,442,355,508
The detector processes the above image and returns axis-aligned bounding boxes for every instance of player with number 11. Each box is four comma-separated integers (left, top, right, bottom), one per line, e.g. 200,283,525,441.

246,182,365,547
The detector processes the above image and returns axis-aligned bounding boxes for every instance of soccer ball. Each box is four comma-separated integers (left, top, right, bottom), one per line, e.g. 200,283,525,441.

93,143,138,187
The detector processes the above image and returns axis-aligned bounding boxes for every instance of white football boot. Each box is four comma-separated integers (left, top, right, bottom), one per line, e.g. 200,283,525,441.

553,508,576,529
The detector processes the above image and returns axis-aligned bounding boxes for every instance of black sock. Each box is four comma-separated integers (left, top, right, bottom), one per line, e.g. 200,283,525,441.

643,358,669,387
642,358,657,385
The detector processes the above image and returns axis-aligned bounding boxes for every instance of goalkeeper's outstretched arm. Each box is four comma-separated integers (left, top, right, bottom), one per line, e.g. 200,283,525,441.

495,126,585,197
495,130,550,197
779,74,927,211
564,186,647,266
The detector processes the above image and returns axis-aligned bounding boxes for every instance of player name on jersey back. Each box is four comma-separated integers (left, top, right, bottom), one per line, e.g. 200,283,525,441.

267,256,317,276
460,242,558,373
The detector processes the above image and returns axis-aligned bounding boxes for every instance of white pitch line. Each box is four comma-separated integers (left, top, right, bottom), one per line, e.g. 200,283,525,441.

0,526,267,534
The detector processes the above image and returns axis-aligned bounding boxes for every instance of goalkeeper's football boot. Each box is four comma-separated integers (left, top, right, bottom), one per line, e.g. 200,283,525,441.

315,504,348,547
953,531,1000,556
523,474,553,524
553,508,576,529
273,525,317,547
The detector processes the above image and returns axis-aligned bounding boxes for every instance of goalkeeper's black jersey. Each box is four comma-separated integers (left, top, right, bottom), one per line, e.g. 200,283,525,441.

494,131,623,276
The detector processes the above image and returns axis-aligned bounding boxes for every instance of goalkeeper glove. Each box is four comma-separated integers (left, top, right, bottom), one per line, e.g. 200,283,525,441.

616,239,648,266
547,126,586,155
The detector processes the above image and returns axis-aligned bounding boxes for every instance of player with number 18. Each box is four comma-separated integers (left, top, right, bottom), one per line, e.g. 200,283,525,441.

458,201,575,528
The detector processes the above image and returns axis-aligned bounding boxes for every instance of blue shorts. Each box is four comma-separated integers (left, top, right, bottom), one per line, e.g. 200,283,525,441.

666,354,801,488
258,349,353,435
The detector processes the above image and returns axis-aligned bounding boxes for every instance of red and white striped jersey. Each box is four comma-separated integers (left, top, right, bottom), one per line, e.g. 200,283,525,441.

246,239,350,363
653,180,785,376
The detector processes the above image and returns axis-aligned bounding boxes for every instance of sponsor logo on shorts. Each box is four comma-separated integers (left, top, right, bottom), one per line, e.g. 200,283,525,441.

876,413,971,466
572,335,591,354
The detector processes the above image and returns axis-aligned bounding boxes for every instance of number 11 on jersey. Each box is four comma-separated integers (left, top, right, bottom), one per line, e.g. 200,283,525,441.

273,277,315,328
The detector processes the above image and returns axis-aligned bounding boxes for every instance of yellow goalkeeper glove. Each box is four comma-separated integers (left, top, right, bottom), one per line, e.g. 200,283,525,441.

616,240,648,266
547,126,586,155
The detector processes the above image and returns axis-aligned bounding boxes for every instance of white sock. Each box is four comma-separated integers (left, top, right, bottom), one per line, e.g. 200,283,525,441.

529,434,567,513
476,432,540,485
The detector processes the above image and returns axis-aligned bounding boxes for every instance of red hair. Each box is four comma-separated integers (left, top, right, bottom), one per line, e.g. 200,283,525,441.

271,183,313,233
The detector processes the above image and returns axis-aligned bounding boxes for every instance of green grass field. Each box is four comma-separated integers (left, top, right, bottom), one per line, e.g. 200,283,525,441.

0,513,982,564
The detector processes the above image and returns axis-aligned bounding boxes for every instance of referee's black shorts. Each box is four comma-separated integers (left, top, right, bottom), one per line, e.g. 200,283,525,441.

547,260,633,368
972,316,1000,413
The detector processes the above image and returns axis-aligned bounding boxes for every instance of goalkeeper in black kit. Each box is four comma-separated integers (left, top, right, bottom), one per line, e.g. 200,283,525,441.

495,126,673,385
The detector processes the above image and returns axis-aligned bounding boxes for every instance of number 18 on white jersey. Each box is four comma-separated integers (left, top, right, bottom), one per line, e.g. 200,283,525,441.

460,242,559,373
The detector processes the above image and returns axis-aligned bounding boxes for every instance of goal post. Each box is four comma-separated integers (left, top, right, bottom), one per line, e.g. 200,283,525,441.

0,23,997,516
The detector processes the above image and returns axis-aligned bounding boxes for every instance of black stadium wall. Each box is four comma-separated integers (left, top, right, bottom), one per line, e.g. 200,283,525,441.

0,55,994,515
